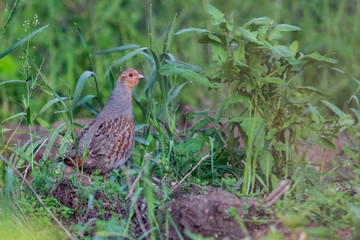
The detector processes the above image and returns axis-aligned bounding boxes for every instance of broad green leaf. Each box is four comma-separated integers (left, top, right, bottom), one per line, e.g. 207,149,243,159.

237,27,262,44
269,46,293,58
275,24,301,32
273,142,287,151
165,60,204,73
160,64,217,88
310,132,335,150
205,4,225,24
190,117,214,131
240,117,265,147
95,44,139,55
198,33,223,44
215,96,252,123
175,28,209,35
72,71,96,112
0,24,49,59
321,100,346,118
342,146,359,162
243,17,272,27
299,52,338,64
289,40,299,57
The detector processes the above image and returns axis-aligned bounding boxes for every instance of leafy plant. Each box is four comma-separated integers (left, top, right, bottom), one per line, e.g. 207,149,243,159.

171,5,339,193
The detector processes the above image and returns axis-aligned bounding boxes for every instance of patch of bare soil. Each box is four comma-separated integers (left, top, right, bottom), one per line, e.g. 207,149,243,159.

50,179,354,239
161,186,355,240
162,188,276,239
51,175,126,223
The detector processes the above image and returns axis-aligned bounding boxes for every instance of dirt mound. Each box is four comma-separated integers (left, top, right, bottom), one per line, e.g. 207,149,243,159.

51,175,126,223
162,188,275,239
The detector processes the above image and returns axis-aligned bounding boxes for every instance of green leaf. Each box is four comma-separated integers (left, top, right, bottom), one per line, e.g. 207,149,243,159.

160,64,217,88
237,27,262,44
215,96,252,123
0,24,49,59
299,52,338,64
26,107,31,125
295,86,328,96
175,28,209,35
39,97,68,115
77,95,96,107
95,44,139,55
205,4,225,24
269,46,293,58
341,146,359,163
168,82,189,104
274,24,301,32
321,100,346,118
310,132,335,150
72,71,96,112
243,17,272,27
164,15,177,53
198,33,223,44
259,151,274,178
105,47,149,76
0,80,26,86
289,40,299,57
239,117,265,147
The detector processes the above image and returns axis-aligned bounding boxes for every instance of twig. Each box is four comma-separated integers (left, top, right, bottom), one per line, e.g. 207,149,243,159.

264,179,290,208
171,154,210,192
0,154,75,240
4,111,26,150
126,152,152,200
134,201,149,240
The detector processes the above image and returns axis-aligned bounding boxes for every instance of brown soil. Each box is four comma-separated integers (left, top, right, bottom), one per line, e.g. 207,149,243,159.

2,120,356,239
162,187,274,239
51,178,354,239
51,175,126,223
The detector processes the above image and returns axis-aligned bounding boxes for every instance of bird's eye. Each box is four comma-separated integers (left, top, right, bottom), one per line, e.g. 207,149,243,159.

129,73,133,77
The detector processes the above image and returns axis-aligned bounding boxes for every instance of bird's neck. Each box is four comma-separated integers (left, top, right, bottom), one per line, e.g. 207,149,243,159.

101,80,133,119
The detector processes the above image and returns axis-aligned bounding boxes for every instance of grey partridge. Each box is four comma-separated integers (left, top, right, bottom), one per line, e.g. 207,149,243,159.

62,68,144,175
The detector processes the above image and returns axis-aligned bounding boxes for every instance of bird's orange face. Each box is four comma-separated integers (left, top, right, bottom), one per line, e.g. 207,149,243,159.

117,68,144,90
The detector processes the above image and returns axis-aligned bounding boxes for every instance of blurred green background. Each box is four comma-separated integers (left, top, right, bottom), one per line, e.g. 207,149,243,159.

0,0,359,123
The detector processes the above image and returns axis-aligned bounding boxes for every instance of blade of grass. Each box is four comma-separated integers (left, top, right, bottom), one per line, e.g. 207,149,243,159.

71,71,96,113
0,24,49,59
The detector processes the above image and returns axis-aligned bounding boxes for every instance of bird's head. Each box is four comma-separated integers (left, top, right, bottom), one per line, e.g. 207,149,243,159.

117,68,144,90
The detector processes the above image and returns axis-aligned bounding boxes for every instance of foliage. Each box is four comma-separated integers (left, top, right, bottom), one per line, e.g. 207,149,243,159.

170,5,341,193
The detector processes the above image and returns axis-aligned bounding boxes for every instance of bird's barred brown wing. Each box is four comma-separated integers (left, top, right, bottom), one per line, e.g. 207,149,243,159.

84,116,135,173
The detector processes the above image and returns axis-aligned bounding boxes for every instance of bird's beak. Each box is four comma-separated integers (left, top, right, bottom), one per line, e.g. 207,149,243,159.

138,74,144,79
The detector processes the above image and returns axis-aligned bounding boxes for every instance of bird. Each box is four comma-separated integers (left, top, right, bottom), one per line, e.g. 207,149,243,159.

61,68,144,175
